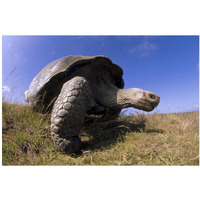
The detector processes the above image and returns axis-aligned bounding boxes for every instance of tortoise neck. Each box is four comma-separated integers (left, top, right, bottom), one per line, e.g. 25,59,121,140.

116,89,133,108
95,83,131,109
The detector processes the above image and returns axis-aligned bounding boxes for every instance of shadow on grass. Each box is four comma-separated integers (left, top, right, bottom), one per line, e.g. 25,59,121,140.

78,115,166,154
145,128,165,134
80,115,147,152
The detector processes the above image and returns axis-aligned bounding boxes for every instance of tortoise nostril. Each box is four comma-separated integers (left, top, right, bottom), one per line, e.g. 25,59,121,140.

149,94,155,99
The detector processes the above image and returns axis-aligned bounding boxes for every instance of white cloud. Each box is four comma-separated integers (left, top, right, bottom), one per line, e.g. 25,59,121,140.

14,53,23,61
7,42,11,49
2,86,11,92
50,47,56,56
129,40,158,58
50,50,56,56
14,53,26,63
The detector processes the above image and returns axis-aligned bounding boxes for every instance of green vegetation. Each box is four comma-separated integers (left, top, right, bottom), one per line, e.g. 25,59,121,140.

2,102,199,165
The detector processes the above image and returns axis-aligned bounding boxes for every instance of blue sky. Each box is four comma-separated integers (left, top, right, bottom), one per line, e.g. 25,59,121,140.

2,35,199,114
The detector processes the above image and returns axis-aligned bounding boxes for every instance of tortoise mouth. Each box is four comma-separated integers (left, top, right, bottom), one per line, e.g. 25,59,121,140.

136,97,160,112
146,98,160,111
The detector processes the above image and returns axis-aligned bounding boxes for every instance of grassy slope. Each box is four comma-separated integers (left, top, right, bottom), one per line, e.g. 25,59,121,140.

2,102,199,165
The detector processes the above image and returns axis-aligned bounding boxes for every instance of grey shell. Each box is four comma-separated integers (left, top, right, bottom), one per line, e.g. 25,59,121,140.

25,55,124,110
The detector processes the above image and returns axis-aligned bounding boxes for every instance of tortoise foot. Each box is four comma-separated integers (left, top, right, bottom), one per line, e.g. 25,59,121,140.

59,136,82,155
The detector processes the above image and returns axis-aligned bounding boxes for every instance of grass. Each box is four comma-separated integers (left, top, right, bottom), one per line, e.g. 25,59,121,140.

2,102,199,165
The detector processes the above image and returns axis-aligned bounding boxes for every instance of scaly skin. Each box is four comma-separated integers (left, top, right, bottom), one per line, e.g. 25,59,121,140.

50,76,93,154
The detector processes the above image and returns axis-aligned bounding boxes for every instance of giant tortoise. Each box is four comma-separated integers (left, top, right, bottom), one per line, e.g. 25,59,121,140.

25,55,160,154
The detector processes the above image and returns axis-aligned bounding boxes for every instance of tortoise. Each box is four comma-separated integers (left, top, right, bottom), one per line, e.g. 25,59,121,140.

25,55,160,154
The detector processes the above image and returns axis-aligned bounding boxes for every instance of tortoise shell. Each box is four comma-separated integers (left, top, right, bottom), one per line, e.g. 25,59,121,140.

25,55,124,111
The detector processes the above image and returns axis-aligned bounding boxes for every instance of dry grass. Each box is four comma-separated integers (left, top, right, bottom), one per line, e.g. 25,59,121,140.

2,102,199,165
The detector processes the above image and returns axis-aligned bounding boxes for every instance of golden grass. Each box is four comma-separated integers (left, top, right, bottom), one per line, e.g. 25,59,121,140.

2,102,199,165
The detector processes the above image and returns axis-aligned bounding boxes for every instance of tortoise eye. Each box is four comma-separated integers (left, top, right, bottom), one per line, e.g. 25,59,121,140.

149,94,155,99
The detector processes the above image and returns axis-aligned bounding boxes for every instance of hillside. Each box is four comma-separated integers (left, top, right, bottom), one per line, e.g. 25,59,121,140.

2,102,199,165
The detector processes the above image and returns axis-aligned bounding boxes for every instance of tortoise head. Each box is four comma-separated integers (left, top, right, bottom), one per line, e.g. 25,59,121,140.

117,88,160,112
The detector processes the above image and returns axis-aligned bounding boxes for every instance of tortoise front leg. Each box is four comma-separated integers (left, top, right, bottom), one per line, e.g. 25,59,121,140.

50,76,93,154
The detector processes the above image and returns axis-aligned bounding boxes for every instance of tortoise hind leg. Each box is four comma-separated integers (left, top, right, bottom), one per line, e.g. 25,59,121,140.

50,76,93,154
